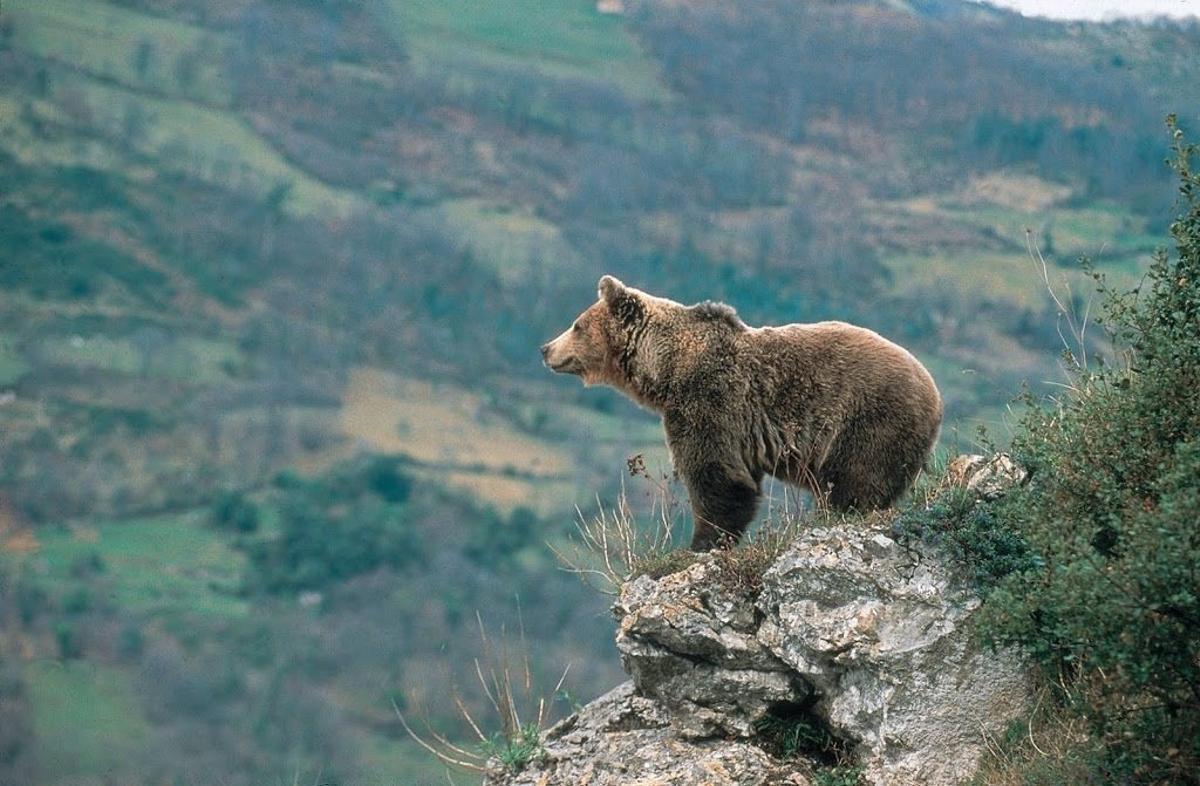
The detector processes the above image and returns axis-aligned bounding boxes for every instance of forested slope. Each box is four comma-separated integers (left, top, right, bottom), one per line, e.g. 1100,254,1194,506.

0,0,1195,782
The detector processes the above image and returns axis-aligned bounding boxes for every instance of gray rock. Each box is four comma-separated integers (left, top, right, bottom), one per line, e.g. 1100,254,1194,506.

946,453,1028,499
487,456,1032,786
756,522,1031,786
484,682,810,786
615,560,809,738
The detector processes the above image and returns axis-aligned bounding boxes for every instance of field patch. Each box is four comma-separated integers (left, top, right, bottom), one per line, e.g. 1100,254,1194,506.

6,0,231,105
440,198,577,283
0,70,361,216
340,368,572,475
26,660,152,782
37,334,242,383
375,0,667,99
65,75,361,215
30,512,247,620
340,368,577,508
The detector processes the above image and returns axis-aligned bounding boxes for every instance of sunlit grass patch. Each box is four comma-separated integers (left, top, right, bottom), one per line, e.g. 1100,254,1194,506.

67,75,362,215
30,511,247,620
37,334,242,383
440,198,578,285
6,0,231,105
2,69,361,216
376,0,668,99
883,250,1052,310
26,660,151,781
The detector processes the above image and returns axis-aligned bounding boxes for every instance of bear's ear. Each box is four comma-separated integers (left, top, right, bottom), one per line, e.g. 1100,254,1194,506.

598,275,627,304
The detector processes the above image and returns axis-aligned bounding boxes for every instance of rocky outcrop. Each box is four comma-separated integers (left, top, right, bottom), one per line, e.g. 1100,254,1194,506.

486,456,1031,786
755,524,1030,785
615,559,810,740
492,682,807,786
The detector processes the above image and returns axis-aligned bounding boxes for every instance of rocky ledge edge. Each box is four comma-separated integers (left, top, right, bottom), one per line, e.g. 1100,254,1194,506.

486,456,1031,786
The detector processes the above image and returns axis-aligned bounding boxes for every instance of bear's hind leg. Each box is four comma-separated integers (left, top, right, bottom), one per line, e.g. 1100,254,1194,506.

685,463,761,550
822,432,924,512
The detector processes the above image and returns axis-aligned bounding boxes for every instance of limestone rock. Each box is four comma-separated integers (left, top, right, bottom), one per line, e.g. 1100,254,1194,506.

756,523,1031,785
486,456,1032,786
946,453,1028,499
615,559,808,738
484,682,809,786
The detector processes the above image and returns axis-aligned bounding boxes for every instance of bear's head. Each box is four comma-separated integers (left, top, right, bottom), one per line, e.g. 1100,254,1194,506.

541,275,743,409
541,275,644,389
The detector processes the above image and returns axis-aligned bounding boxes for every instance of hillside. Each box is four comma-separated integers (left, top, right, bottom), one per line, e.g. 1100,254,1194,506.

0,0,1197,782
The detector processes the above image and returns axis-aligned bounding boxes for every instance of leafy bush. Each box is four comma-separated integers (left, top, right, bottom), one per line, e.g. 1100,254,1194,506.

977,118,1200,784
364,455,413,503
55,621,83,659
246,459,422,592
464,505,545,567
210,490,260,533
892,487,1039,590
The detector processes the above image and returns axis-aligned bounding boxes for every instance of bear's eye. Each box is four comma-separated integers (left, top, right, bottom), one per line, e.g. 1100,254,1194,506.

573,321,582,333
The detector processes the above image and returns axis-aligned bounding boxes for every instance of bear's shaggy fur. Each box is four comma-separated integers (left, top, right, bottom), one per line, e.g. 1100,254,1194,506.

542,276,943,550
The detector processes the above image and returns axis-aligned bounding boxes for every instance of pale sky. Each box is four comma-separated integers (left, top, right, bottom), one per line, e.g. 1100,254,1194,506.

974,0,1200,21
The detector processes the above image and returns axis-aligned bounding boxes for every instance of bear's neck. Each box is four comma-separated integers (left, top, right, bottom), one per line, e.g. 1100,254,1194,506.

607,349,672,412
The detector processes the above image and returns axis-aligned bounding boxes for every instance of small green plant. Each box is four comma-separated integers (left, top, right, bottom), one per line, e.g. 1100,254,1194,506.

754,705,864,785
395,614,568,776
480,722,544,773
892,486,1038,591
812,765,865,786
209,489,259,533
755,709,840,761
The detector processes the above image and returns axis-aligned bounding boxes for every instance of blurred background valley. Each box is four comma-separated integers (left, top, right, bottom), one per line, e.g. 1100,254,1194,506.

0,0,1196,782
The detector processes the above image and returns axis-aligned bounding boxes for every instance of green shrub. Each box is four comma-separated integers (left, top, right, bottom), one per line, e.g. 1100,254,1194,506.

977,117,1200,784
245,460,422,592
61,586,92,615
892,487,1039,590
364,455,413,503
54,622,82,659
464,506,540,565
210,490,260,533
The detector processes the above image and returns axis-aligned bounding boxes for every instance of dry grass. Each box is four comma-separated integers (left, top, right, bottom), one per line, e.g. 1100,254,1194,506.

551,481,681,596
552,455,898,598
972,683,1097,786
393,611,569,775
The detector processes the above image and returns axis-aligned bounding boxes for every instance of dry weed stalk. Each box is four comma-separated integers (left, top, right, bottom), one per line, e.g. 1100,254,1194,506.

394,610,571,774
551,457,682,595
1024,228,1098,386
974,681,1093,786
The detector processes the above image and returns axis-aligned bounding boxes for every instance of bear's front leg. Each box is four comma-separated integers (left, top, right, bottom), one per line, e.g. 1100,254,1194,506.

683,462,761,550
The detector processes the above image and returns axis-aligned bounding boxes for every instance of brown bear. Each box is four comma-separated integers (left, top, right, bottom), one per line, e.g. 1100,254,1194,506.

542,276,943,550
